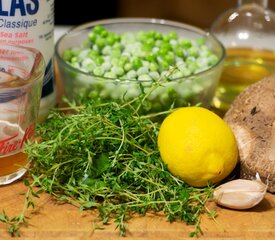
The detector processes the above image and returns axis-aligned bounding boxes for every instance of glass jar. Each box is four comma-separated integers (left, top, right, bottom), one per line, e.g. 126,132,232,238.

210,0,275,114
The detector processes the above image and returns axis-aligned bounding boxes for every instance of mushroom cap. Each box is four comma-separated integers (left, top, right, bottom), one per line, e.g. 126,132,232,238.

224,75,275,193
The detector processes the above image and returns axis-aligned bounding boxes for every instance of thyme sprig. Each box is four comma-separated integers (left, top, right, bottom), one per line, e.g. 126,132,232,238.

0,178,42,237
1,93,215,237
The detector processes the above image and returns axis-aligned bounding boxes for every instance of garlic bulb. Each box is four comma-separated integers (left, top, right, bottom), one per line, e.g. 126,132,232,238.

213,173,267,210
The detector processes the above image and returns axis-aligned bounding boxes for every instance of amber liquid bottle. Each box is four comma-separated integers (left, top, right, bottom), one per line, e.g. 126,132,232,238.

210,0,275,114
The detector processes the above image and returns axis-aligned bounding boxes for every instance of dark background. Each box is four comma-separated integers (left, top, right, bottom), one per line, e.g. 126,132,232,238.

55,0,275,29
55,1,119,26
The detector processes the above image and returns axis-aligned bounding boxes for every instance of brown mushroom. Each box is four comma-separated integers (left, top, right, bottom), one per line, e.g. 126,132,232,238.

224,75,275,193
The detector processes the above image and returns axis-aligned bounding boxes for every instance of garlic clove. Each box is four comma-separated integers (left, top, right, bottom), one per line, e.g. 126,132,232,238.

213,174,267,210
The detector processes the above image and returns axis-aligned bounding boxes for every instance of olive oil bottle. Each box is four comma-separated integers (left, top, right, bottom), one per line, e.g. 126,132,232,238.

211,0,275,114
213,48,275,111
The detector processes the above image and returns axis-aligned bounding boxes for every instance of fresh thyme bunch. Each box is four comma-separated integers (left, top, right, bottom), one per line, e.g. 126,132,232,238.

1,94,215,237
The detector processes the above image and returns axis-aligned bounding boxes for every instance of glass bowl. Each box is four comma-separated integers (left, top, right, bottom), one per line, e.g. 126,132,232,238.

55,18,225,113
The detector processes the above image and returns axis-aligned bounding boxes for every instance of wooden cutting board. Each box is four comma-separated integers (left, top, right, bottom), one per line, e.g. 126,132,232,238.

0,180,274,239
1,67,274,239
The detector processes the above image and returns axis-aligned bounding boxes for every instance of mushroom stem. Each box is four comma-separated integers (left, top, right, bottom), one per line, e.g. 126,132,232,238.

268,120,275,161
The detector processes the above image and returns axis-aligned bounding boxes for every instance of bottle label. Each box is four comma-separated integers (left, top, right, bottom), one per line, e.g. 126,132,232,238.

0,0,55,99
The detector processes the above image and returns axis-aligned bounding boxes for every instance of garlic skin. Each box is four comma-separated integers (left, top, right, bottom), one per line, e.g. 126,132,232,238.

213,174,267,210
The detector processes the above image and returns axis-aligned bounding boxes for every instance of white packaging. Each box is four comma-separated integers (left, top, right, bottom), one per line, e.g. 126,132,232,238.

0,0,56,122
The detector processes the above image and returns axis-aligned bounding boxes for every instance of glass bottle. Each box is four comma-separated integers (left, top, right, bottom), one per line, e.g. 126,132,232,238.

210,0,275,114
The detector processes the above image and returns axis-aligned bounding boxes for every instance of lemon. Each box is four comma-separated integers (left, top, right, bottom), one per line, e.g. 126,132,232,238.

157,106,238,187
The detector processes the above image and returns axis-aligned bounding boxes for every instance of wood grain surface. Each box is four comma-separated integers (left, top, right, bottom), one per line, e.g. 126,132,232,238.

0,180,275,239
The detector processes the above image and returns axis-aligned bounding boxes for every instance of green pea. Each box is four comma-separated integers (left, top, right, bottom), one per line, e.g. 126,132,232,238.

196,38,206,46
149,62,158,72
131,57,143,70
188,47,199,57
100,30,108,38
95,37,106,49
138,74,152,81
208,54,219,65
114,34,121,42
169,70,184,80
94,56,104,65
147,31,156,38
126,70,137,79
162,35,170,42
154,32,163,40
149,71,160,81
155,40,163,47
180,39,192,49
174,47,184,57
104,71,117,79
88,32,97,43
88,50,99,58
106,34,116,45
112,66,124,76
111,49,121,58
63,49,74,61
137,66,148,76
160,60,169,70
164,52,175,65
158,48,168,57
93,25,106,34
167,31,177,40
124,62,132,72
118,56,129,67
70,56,78,63
102,46,112,55
146,52,157,62
145,38,154,47
93,66,105,76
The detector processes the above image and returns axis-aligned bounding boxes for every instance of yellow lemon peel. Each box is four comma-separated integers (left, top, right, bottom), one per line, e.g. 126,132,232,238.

157,106,238,187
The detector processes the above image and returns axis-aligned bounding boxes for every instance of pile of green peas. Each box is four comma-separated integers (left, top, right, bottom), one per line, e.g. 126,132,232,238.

63,25,219,82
